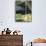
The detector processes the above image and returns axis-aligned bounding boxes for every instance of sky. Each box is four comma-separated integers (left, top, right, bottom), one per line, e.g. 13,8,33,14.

0,0,46,46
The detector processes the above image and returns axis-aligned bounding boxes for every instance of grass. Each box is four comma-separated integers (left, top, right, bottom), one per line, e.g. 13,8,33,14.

16,13,32,22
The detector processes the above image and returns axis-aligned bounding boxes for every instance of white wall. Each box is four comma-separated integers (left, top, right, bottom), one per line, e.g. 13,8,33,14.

0,0,32,45
0,0,46,45
32,0,46,39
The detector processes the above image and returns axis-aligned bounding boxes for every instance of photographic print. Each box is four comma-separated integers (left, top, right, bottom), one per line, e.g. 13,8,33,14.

15,0,32,22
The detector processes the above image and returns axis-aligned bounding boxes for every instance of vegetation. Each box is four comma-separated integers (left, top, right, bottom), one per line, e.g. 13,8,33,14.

16,0,32,22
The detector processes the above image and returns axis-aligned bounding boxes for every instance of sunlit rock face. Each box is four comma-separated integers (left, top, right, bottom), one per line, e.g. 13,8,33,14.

32,38,46,43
